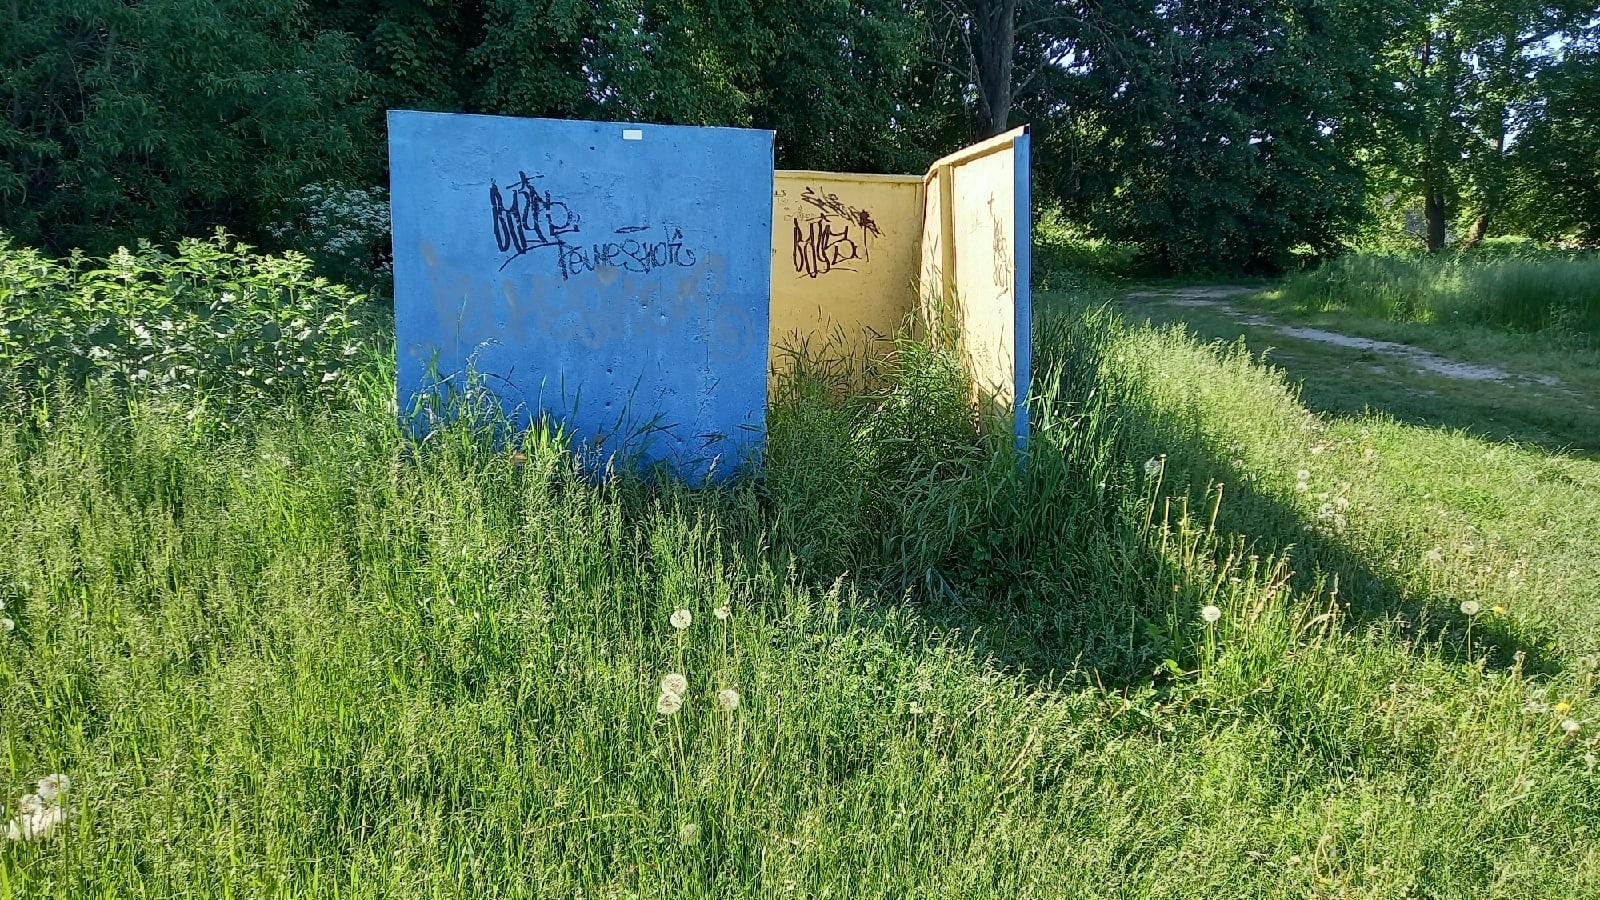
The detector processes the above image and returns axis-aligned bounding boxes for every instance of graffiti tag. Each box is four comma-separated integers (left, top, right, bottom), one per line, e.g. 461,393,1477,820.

790,185,881,278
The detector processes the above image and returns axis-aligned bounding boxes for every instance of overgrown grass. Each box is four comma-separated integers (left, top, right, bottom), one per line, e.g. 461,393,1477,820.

1277,249,1600,340
2,253,1599,894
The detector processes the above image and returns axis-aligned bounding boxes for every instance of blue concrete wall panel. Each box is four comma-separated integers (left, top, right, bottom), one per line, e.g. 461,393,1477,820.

389,111,774,480
1012,130,1032,452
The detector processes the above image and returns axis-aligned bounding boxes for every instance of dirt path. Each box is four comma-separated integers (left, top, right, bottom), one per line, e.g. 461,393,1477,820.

1123,286,1562,387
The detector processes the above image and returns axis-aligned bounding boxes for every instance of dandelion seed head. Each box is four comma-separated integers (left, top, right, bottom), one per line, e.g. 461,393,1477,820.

1560,718,1580,736
1144,456,1164,477
670,608,692,630
660,673,688,698
1460,600,1481,616
1296,469,1311,481
1199,605,1222,624
714,606,731,621
17,794,42,816
716,688,740,711
678,822,701,846
0,617,11,632
35,775,68,803
1425,548,1443,563
909,702,925,716
656,692,683,716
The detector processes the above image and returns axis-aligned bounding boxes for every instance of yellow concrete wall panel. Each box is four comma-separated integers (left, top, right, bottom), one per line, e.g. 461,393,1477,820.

950,146,1018,409
770,172,923,361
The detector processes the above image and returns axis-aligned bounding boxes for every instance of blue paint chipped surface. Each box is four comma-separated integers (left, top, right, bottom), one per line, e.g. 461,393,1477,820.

389,111,774,481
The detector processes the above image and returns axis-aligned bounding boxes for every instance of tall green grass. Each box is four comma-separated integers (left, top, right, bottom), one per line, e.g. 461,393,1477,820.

1,273,1597,893
1278,250,1600,339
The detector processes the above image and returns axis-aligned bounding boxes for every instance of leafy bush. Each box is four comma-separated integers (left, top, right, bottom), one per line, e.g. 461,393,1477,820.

0,231,380,406
269,181,394,297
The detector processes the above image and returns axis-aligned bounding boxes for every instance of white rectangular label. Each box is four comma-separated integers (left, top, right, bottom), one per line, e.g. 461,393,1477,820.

622,129,643,141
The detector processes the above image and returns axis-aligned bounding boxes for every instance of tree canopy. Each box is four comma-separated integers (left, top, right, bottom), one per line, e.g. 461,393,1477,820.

3,0,1596,270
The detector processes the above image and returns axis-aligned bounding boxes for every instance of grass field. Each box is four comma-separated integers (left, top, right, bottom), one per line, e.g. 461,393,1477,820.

2,264,1599,895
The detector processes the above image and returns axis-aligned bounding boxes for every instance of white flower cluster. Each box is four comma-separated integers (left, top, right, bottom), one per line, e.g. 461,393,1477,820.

4,774,72,843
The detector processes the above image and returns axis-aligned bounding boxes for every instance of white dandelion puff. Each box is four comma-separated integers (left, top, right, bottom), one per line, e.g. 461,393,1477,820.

660,673,688,698
35,775,69,803
1144,456,1164,477
1425,548,1444,563
656,692,683,716
716,688,740,711
678,822,701,846
1199,605,1222,624
17,794,43,816
670,608,692,630
4,804,70,843
1296,469,1311,481
1561,718,1581,736
1459,600,1481,616
714,606,731,621
0,617,12,632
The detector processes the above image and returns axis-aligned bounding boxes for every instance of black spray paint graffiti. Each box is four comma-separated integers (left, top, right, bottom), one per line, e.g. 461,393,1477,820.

491,171,580,271
790,185,881,278
563,225,698,277
490,171,699,279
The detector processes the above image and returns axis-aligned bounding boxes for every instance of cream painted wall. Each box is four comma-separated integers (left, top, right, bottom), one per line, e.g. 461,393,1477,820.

770,171,923,364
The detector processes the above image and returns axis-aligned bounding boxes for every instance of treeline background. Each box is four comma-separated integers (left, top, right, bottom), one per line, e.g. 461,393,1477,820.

3,0,1597,275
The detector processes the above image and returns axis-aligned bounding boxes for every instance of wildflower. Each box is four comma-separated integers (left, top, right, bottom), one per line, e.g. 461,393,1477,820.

1425,548,1443,563
1296,469,1311,481
670,608,692,630
1492,604,1507,615
1560,718,1580,736
660,673,688,698
1586,752,1597,771
35,775,69,804
1555,701,1572,714
717,688,741,711
0,617,11,632
1460,601,1480,616
656,692,683,716
1334,496,1350,510
678,822,701,846
1199,605,1222,624
909,702,925,716
1144,456,1164,477
714,606,731,621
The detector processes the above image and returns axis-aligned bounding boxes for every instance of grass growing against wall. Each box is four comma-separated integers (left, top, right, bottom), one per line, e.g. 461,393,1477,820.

1276,248,1600,341
1,244,1598,895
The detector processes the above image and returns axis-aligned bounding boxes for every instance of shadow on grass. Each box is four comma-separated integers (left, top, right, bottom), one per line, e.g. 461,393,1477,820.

756,305,1564,692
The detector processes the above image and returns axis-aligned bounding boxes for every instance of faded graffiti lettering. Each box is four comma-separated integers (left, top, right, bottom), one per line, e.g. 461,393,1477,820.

419,241,750,360
790,185,881,278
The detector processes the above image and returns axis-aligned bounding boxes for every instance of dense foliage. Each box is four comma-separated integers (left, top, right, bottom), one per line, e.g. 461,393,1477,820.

0,233,377,408
2,1,1597,271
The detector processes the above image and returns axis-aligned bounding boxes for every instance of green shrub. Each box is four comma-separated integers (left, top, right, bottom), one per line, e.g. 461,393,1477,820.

0,231,381,407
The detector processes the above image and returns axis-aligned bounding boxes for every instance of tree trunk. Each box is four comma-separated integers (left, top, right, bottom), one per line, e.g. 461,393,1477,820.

970,0,1016,138
1462,212,1489,249
1424,190,1448,253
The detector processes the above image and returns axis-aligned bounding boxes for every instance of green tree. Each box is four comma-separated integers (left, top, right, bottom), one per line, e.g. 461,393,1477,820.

1364,1,1590,252
1505,32,1600,244
0,0,372,255
1038,1,1387,272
